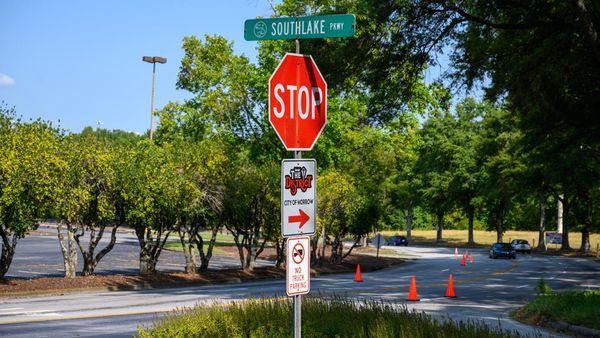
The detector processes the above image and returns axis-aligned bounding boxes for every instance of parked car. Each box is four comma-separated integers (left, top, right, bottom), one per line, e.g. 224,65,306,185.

489,243,516,259
510,239,532,254
387,235,408,246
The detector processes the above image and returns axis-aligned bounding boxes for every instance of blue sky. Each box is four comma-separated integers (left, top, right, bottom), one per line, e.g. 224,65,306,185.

0,1,453,134
0,1,273,133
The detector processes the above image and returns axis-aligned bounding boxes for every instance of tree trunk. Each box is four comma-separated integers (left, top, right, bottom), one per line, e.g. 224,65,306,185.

139,250,157,275
90,226,119,274
557,194,564,233
319,226,327,266
57,222,77,278
467,206,475,245
74,225,118,276
561,197,571,250
330,234,344,264
135,226,169,275
580,228,591,253
198,226,219,271
178,229,197,274
81,253,96,276
275,237,285,268
244,242,255,271
0,230,17,279
496,222,504,243
436,211,444,243
538,193,547,251
232,234,246,269
405,206,413,243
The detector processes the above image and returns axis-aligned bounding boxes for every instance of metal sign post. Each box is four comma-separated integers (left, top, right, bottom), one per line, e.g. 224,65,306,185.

287,236,310,338
294,41,301,338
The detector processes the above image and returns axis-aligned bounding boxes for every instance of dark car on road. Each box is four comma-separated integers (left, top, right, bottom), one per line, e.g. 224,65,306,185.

387,235,408,246
489,243,516,259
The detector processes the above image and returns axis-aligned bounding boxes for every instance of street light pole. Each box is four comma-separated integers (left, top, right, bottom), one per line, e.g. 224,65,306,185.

142,56,167,140
149,61,156,140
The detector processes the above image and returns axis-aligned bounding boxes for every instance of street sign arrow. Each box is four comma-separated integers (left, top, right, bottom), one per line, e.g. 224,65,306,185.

288,209,310,228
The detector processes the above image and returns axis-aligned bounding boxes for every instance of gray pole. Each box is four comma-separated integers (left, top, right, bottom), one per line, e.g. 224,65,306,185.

293,37,302,338
149,62,156,140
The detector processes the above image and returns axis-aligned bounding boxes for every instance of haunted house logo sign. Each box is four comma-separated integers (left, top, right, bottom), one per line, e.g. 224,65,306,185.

285,166,313,196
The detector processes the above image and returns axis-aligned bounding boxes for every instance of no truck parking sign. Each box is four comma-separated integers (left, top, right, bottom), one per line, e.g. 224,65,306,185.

286,236,310,296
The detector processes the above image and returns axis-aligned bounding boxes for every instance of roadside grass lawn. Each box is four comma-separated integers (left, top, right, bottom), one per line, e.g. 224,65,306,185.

381,230,600,253
513,290,600,331
138,297,517,338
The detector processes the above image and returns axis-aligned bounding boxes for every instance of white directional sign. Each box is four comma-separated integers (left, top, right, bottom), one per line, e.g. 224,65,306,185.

286,236,310,296
281,159,316,237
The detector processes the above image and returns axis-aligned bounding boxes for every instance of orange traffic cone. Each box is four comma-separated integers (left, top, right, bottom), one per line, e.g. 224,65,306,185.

354,264,363,282
460,254,466,266
454,247,458,257
407,275,420,301
445,274,456,298
469,254,474,263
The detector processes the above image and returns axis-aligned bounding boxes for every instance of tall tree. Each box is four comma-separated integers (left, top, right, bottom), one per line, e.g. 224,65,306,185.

53,134,123,276
173,138,226,273
414,87,455,243
0,107,63,278
221,159,278,271
478,107,525,242
123,141,180,275
449,98,485,245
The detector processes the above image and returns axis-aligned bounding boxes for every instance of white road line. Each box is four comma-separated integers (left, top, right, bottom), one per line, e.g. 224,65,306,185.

0,308,23,315
17,270,46,275
0,310,54,316
441,268,449,272
30,312,63,317
516,285,529,289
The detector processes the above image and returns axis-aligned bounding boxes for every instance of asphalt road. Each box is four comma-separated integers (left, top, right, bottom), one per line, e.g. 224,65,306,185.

1,246,598,337
7,225,270,278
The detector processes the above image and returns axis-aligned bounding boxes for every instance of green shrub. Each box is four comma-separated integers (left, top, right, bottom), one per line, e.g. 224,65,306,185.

138,297,519,337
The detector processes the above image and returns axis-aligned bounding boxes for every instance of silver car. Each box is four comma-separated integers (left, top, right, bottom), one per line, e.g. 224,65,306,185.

510,239,532,254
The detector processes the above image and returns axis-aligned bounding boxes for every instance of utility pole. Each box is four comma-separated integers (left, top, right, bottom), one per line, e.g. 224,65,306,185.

142,56,167,140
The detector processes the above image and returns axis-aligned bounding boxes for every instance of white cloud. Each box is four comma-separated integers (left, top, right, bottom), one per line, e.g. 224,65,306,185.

0,73,15,87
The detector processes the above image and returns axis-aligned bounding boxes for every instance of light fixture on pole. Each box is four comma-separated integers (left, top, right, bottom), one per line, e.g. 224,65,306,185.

142,56,167,140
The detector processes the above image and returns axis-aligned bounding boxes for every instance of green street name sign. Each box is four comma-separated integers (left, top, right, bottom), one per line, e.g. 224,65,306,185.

244,14,355,41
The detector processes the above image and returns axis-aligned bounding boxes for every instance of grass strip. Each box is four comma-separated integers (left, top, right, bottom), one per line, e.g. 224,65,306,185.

138,297,519,338
514,290,600,330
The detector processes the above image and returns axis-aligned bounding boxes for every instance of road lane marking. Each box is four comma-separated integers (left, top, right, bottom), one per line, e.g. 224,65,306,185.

0,309,54,316
516,285,528,289
17,270,47,275
441,269,449,272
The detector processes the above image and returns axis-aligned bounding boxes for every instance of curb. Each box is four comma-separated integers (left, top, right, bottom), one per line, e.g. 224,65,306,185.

548,321,600,338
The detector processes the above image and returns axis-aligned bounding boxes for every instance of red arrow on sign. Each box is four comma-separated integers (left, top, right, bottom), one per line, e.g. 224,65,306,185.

288,209,310,228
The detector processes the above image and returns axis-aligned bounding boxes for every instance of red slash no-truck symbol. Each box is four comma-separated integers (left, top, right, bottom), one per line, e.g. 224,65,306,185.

288,209,310,228
292,242,305,264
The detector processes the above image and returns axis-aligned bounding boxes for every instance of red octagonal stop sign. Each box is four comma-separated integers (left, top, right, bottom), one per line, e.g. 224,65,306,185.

269,53,327,151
